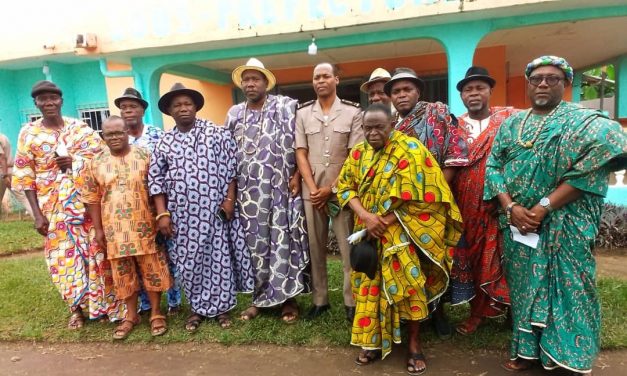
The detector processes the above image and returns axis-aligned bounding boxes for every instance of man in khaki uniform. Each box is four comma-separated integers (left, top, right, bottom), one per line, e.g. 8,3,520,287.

296,62,363,322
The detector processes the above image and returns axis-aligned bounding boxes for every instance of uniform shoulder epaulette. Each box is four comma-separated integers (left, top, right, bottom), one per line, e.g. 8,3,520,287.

341,99,361,108
297,100,315,110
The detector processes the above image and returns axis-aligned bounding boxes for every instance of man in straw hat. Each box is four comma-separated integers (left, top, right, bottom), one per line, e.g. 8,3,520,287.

12,80,124,329
114,87,183,317
296,62,363,322
360,67,392,107
450,67,516,336
485,55,626,374
384,67,469,339
148,83,254,332
225,58,310,324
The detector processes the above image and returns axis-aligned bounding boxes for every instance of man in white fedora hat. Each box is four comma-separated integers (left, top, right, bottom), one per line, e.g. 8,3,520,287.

360,68,392,107
225,58,310,324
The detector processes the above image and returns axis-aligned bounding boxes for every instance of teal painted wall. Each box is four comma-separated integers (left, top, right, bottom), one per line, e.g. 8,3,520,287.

0,70,20,149
0,62,109,149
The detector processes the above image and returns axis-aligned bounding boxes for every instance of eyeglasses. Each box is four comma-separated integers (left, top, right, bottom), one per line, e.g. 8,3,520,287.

527,75,564,87
102,131,127,139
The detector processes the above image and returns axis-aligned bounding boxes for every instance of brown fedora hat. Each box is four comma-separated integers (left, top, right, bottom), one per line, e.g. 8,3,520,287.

158,83,204,115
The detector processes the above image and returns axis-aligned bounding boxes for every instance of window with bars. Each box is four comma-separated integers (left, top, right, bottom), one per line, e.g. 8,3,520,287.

79,108,110,132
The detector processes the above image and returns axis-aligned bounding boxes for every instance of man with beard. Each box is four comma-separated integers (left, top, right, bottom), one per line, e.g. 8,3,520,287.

449,67,516,335
485,56,626,374
225,58,310,324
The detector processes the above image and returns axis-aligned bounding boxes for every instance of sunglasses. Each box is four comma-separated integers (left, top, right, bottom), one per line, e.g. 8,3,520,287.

527,75,564,87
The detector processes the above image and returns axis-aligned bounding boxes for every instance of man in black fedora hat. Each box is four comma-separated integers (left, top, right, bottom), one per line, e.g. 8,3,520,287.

114,87,183,317
384,67,469,339
148,83,254,333
12,80,124,329
450,67,517,336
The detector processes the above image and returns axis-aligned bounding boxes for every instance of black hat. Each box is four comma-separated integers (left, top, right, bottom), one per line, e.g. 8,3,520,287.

456,66,496,91
31,80,62,98
158,83,205,115
384,68,425,96
350,239,378,280
114,87,148,109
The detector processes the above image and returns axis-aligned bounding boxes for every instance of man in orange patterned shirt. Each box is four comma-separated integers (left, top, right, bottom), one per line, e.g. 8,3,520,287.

81,116,172,340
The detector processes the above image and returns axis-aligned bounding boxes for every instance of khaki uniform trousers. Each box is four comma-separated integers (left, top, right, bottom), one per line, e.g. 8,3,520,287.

304,199,355,307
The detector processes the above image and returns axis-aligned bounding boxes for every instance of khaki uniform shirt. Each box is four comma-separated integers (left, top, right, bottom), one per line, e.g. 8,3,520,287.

295,97,363,200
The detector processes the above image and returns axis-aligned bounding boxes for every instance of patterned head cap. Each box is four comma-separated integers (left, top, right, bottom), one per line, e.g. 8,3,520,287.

525,55,573,83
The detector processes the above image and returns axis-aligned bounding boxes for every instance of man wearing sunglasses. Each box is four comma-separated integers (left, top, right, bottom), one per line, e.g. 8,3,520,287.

484,56,627,374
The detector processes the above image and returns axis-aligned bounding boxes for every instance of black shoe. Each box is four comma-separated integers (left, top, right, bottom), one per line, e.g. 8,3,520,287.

306,304,331,320
345,306,356,323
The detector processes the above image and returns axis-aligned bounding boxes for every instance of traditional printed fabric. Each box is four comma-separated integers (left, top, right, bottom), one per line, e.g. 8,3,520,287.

129,124,164,153
337,130,462,359
225,94,310,307
148,118,254,317
394,101,469,167
484,101,627,373
525,55,574,83
80,146,157,259
12,117,124,320
110,250,173,300
450,107,516,316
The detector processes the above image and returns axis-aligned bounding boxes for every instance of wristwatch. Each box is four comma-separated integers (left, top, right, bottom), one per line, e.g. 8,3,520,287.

539,197,553,212
331,185,338,194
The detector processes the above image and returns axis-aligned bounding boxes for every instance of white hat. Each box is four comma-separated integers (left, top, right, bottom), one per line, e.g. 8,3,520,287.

360,68,391,93
232,58,277,91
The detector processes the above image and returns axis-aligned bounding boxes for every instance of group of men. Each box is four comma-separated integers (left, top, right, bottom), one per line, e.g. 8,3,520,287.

6,54,626,376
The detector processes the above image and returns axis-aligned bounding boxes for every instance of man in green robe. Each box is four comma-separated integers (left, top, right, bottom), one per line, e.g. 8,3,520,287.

484,55,627,375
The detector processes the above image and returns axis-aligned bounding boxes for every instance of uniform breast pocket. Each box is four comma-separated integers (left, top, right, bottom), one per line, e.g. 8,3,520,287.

304,122,322,135
332,123,351,148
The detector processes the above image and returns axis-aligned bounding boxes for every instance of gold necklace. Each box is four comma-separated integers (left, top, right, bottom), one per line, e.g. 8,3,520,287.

516,102,561,148
241,100,267,155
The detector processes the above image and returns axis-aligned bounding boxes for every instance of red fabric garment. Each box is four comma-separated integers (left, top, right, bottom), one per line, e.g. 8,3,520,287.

450,107,517,317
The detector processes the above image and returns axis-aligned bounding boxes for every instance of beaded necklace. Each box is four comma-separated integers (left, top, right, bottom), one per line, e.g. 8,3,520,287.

516,101,561,148
240,100,267,155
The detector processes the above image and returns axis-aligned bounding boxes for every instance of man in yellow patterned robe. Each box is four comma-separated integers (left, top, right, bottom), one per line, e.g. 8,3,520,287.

337,103,462,375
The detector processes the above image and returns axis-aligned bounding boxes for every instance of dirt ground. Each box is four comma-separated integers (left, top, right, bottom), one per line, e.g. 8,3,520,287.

1,251,624,376
2,341,626,376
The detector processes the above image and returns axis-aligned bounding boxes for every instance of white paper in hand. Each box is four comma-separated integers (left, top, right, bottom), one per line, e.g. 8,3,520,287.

55,142,69,157
510,225,539,249
347,229,367,245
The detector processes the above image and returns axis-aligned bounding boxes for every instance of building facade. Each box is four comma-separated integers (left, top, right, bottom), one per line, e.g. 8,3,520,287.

0,0,626,148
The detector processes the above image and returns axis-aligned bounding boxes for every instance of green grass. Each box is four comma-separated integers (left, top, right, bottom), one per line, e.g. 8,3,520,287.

0,255,625,350
0,220,43,255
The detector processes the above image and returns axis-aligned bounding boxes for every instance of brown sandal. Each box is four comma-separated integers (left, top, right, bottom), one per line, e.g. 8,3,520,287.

456,316,483,336
407,352,427,376
150,314,168,336
68,312,85,330
501,358,535,372
113,317,140,340
355,349,382,366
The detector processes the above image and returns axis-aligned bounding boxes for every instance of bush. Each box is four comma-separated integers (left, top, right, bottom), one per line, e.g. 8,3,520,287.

596,204,627,249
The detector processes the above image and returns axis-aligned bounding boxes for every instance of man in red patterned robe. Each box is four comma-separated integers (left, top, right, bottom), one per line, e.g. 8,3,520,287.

450,67,517,335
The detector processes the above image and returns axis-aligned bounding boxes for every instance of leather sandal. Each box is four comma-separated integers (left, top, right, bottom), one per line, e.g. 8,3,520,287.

354,349,382,366
150,314,167,336
68,311,85,330
407,352,427,376
113,317,140,340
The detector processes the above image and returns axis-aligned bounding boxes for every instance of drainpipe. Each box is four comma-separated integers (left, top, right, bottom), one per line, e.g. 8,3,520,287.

99,58,150,123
